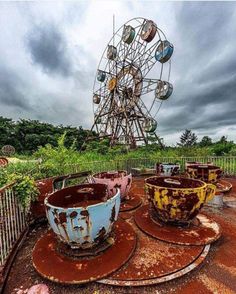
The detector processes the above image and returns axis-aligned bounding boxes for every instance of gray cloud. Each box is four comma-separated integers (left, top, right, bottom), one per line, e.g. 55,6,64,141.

159,73,236,133
0,67,32,110
26,23,73,77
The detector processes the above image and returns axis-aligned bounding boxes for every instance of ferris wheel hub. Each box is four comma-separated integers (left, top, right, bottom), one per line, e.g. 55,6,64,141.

108,78,117,91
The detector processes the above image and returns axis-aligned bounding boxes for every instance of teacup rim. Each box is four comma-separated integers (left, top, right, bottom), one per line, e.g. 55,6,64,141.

45,186,120,210
145,176,208,190
187,164,221,170
92,170,132,179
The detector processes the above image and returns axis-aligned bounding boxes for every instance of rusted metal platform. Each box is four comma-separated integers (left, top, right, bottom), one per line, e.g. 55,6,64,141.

4,177,236,294
134,205,221,246
32,220,136,284
99,218,210,286
216,179,232,193
120,193,142,212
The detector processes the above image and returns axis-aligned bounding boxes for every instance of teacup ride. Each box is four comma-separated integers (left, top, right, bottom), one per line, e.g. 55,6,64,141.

155,162,180,176
92,171,142,212
32,183,136,284
186,163,232,199
135,176,221,246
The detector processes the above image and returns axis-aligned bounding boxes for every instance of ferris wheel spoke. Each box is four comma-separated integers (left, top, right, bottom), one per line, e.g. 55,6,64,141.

119,20,144,63
94,94,111,121
94,85,109,100
140,78,158,96
104,93,116,133
134,42,159,77
132,40,147,64
130,20,151,62
152,100,163,118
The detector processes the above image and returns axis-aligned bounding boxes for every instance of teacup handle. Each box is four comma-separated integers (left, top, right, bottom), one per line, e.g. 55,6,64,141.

205,183,216,202
77,187,94,194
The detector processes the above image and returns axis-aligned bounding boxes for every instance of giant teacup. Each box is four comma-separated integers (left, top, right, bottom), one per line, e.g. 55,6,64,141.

45,183,120,249
92,171,132,201
145,176,215,224
187,164,222,183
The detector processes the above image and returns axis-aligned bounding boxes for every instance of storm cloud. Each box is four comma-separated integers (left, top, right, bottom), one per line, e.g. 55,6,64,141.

0,1,236,145
27,23,73,76
0,67,32,110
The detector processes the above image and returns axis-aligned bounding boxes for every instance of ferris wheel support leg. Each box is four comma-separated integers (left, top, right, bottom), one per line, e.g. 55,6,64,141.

153,133,164,149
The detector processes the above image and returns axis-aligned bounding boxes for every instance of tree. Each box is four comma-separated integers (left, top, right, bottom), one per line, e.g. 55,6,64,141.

212,136,235,156
199,136,213,147
0,116,20,152
219,136,227,144
177,129,198,147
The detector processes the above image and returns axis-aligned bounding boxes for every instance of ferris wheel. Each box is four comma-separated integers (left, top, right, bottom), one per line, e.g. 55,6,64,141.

91,17,173,147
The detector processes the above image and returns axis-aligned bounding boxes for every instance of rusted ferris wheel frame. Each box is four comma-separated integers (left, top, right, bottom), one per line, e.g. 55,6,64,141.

91,17,173,147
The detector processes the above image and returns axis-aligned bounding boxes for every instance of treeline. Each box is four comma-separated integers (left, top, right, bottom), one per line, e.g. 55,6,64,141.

174,129,235,156
0,116,235,157
0,116,96,154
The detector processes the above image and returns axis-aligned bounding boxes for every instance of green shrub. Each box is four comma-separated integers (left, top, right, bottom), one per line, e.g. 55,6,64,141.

229,147,236,156
0,169,39,211
211,142,234,156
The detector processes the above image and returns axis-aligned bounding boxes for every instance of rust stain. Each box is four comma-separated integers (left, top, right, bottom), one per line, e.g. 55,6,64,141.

120,193,142,212
80,210,89,217
94,227,106,243
70,211,78,218
110,205,116,222
218,263,236,277
58,212,67,224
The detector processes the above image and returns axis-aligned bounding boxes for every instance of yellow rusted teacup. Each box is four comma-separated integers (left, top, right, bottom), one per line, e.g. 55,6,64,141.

145,176,216,224
186,164,222,183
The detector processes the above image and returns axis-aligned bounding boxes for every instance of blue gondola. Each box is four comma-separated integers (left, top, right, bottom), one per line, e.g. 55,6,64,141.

155,40,174,63
97,70,106,82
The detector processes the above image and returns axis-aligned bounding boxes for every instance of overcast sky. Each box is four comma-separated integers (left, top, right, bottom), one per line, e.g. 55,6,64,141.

0,1,236,145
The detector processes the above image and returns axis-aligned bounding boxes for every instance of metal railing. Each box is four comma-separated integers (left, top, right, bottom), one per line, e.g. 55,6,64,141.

0,184,27,268
67,156,236,176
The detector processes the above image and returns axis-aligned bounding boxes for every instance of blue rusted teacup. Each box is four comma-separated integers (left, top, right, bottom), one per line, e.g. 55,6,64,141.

44,183,120,249
155,163,180,176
